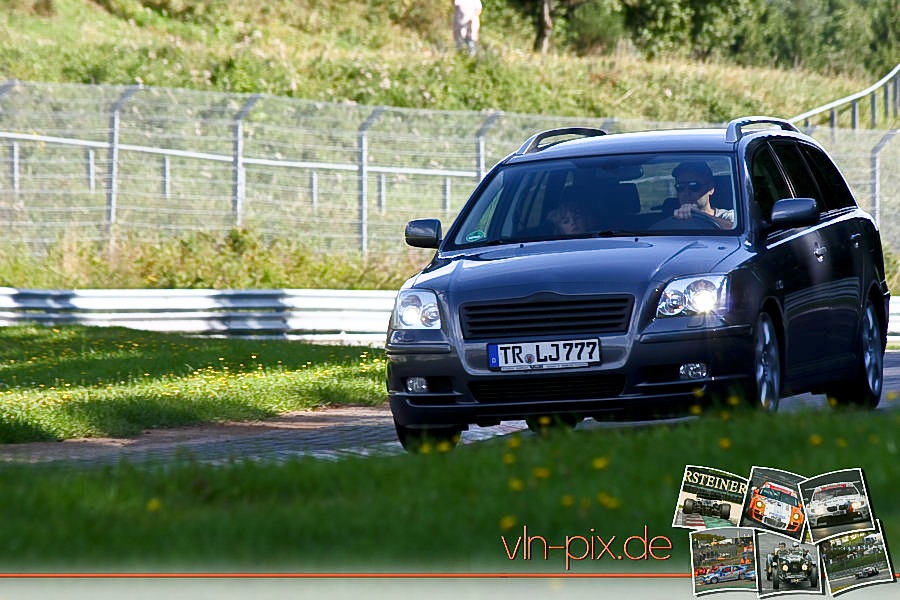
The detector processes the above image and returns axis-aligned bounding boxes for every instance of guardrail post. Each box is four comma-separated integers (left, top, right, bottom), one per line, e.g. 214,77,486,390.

106,84,142,250
232,94,261,228
870,130,899,228
476,111,502,181
378,174,386,214
885,83,890,122
309,170,318,211
851,100,859,129
358,106,384,255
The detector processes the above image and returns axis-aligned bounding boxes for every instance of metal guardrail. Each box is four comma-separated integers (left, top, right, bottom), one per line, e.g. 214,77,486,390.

2,288,900,344
790,64,900,129
0,288,396,343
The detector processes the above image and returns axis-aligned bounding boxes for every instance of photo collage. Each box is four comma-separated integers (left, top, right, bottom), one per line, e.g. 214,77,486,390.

673,466,895,597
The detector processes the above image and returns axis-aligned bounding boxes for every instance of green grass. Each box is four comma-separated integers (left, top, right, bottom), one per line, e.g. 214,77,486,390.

0,407,896,572
0,0,891,125
0,325,386,441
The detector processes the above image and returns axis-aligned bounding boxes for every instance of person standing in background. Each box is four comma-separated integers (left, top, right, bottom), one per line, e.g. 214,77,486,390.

453,0,482,56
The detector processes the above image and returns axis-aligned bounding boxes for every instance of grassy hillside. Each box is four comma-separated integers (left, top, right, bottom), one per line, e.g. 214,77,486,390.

0,0,887,123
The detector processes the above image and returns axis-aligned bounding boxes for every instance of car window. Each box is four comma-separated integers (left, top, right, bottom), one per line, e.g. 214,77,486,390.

799,144,856,211
449,153,738,248
770,141,821,202
749,145,790,221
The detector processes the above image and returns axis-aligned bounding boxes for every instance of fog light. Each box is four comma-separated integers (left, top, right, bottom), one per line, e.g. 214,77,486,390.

405,377,429,393
679,363,708,380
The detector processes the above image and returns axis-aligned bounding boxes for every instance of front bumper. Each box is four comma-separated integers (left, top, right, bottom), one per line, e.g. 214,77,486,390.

387,323,754,427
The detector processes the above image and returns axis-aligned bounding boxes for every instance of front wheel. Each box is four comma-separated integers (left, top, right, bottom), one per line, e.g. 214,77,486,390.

742,312,781,411
394,420,462,453
829,299,883,409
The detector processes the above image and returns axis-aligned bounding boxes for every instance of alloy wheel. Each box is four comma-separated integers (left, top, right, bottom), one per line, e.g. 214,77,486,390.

754,313,780,411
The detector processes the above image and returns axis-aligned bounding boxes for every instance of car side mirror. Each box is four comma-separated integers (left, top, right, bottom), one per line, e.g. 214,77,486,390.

768,198,819,231
405,218,442,248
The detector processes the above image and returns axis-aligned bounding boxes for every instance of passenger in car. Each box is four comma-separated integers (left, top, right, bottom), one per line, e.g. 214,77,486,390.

547,201,591,235
672,161,735,228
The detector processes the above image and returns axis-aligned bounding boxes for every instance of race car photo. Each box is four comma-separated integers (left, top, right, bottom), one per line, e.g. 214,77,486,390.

806,481,871,528
683,495,732,520
855,565,880,579
701,564,750,585
766,542,819,590
745,481,805,533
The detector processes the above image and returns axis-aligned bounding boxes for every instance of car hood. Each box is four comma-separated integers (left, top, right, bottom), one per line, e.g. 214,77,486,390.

413,237,741,301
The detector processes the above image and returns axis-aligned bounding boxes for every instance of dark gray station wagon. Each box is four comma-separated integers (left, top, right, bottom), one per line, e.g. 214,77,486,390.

386,116,889,451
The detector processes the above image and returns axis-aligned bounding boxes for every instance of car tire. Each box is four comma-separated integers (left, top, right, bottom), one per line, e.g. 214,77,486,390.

743,312,781,411
719,504,731,520
394,420,461,453
683,498,696,514
773,577,780,590
829,299,883,409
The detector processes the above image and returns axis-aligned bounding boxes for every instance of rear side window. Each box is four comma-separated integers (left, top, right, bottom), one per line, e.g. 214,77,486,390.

749,146,790,220
770,142,821,202
799,144,856,211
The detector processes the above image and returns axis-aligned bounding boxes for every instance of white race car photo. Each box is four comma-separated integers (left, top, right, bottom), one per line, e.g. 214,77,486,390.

806,482,870,528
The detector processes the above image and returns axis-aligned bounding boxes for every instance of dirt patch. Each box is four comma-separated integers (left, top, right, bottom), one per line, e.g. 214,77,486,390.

0,405,394,464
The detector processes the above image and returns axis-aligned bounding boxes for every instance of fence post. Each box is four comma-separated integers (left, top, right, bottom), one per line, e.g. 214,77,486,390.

378,173,386,214
851,100,859,129
358,106,384,255
106,84,142,249
10,142,19,193
309,170,318,211
232,94,261,228
1,81,18,194
86,149,96,192
476,111,502,181
162,155,171,200
871,130,899,229
444,177,452,214
870,94,877,129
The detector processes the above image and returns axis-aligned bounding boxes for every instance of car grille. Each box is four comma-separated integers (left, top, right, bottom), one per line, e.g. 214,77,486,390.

828,503,849,512
460,294,634,340
764,517,786,529
469,374,625,403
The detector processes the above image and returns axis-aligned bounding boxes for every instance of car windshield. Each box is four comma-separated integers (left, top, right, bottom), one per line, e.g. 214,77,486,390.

760,486,800,506
448,152,738,249
812,485,859,501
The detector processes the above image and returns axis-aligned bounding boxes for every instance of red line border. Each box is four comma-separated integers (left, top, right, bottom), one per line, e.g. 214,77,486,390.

1,572,897,579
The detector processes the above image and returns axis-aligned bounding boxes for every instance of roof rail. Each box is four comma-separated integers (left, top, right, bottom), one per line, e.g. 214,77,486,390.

724,116,800,143
515,127,607,155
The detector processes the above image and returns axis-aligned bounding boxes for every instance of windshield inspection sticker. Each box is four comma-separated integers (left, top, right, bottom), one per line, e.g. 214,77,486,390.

465,230,486,243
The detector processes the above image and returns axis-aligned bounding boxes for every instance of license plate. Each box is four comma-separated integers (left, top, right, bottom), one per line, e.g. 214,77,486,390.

488,339,600,371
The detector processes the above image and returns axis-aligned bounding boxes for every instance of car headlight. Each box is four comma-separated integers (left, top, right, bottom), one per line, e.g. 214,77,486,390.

657,275,728,317
782,565,788,572
792,512,801,520
851,501,864,510
392,290,442,330
755,500,764,509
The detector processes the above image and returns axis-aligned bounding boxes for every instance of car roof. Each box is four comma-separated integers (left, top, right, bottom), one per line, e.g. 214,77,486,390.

505,129,734,164
504,119,820,165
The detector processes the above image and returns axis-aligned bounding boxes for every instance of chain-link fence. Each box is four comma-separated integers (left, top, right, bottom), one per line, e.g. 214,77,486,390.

0,80,897,255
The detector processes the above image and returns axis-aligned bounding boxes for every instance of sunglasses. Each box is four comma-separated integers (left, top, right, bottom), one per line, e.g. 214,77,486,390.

674,180,708,193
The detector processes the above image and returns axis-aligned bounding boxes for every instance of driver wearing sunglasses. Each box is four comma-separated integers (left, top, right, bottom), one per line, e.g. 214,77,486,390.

672,162,734,228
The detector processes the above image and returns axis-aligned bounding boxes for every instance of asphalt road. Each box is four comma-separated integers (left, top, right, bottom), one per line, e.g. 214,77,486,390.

811,520,877,541
2,354,899,466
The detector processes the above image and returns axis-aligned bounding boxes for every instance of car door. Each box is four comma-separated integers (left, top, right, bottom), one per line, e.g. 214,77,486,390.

770,140,859,375
798,142,867,370
748,142,826,378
